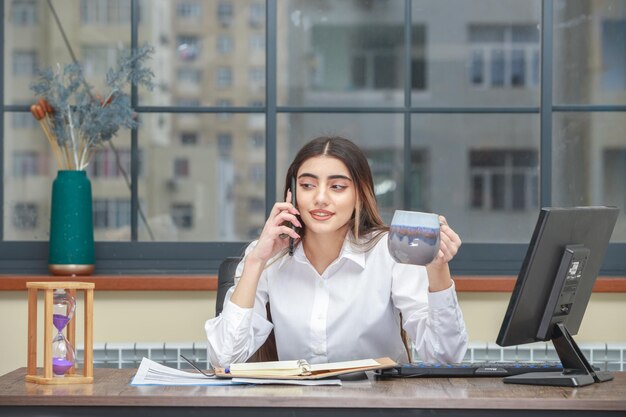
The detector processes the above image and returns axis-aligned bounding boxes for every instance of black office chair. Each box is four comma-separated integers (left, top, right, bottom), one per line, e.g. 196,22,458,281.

216,256,241,316
215,256,278,362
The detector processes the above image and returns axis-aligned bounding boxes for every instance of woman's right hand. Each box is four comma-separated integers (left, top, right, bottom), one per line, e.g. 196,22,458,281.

248,189,301,264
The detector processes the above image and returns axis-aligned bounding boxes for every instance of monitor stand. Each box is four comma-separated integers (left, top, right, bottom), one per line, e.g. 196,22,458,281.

503,323,614,387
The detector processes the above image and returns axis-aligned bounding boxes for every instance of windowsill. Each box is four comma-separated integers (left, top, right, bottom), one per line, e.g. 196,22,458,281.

0,275,625,292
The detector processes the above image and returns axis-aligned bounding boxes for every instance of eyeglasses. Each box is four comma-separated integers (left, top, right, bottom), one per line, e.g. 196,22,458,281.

179,354,215,377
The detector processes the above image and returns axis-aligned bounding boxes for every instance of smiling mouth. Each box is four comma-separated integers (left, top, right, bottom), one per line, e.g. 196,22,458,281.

310,211,333,220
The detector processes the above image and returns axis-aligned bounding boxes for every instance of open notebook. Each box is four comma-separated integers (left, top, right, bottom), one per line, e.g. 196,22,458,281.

214,357,397,380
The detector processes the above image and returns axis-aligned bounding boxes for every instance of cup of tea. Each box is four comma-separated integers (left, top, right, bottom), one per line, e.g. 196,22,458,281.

388,210,440,265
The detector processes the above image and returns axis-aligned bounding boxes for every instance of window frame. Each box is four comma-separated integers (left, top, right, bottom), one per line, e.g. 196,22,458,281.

0,0,625,277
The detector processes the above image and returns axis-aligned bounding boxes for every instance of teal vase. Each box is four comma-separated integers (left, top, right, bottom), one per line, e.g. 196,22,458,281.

48,170,95,276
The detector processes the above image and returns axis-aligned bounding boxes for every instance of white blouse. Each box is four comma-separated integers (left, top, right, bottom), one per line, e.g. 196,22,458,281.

205,233,468,367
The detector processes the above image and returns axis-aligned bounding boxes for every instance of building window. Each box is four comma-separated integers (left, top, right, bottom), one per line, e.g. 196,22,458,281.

364,148,413,211
93,199,131,230
87,148,141,179
176,68,201,84
177,35,200,61
171,203,193,229
176,2,201,20
12,203,38,230
217,99,232,120
12,50,37,76
311,25,426,91
249,197,264,213
217,133,232,157
249,164,264,182
217,2,234,27
216,35,234,54
80,0,131,25
602,20,626,90
180,132,198,146
13,151,45,177
216,66,233,88
81,45,120,76
249,3,264,28
249,34,264,51
173,158,190,178
12,111,38,129
469,24,540,88
249,67,265,88
176,98,200,107
10,0,37,25
470,150,539,211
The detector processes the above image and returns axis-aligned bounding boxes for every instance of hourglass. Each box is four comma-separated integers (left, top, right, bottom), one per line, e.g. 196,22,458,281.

26,281,94,384
52,289,76,376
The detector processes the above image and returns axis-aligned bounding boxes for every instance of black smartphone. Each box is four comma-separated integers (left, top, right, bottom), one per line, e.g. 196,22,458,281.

289,175,297,256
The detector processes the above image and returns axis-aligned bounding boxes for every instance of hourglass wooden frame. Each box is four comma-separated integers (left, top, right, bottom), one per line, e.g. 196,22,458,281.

26,282,94,384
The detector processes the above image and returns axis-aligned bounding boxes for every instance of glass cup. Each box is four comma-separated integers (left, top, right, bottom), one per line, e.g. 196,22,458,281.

388,210,440,265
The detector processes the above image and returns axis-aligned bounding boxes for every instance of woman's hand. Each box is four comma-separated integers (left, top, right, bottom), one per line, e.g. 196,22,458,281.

248,190,301,265
426,216,462,292
431,216,462,266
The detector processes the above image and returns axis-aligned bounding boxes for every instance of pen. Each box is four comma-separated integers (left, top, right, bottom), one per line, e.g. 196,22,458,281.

289,175,297,256
179,354,215,377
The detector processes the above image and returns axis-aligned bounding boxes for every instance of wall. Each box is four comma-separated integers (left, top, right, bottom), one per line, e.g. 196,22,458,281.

1,290,625,377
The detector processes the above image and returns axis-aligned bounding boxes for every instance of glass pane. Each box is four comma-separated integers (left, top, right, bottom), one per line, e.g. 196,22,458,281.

138,113,266,241
139,0,266,107
4,0,132,105
3,113,132,241
276,114,404,223
412,114,540,243
554,0,626,104
412,0,541,106
553,113,626,242
278,0,406,107
3,113,51,240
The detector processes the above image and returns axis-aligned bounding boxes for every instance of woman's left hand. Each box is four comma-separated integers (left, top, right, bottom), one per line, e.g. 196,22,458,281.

425,216,461,292
430,216,462,267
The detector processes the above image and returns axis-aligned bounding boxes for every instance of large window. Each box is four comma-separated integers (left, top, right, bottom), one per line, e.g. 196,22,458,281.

1,0,625,274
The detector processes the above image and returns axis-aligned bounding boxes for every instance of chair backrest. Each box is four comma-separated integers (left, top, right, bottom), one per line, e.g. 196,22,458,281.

215,256,278,362
216,256,241,316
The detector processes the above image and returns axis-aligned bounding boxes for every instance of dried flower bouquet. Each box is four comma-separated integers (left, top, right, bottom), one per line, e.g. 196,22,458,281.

30,44,155,170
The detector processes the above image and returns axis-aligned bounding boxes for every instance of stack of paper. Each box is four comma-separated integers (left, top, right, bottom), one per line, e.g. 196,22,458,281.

130,358,235,386
130,357,342,386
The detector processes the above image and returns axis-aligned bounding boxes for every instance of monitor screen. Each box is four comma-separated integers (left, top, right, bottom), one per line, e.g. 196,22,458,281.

496,206,619,387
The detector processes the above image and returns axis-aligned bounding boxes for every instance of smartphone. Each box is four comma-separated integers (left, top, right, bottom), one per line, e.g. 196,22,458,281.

289,175,297,256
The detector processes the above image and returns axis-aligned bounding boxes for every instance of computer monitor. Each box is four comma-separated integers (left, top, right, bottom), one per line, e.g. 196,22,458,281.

496,206,619,387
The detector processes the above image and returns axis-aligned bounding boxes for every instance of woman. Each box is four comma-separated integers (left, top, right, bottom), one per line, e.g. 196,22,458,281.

205,136,467,367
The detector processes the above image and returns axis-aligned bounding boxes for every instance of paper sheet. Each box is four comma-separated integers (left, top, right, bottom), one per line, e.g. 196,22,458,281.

130,357,236,386
232,377,342,386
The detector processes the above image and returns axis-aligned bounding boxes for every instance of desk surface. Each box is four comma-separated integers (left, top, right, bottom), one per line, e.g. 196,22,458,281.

1,368,625,417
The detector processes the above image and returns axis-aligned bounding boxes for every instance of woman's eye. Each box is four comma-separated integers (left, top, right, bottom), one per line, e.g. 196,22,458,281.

300,183,314,189
331,184,348,191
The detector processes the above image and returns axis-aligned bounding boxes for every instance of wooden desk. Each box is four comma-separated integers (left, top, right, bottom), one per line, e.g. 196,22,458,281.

1,368,625,416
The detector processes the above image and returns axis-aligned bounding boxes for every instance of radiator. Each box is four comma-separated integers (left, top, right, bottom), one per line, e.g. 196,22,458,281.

76,341,626,371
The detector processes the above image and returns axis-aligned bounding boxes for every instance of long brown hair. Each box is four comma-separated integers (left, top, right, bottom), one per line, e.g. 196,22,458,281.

284,136,388,246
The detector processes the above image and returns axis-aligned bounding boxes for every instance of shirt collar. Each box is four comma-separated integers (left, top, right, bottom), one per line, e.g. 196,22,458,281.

277,233,366,271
